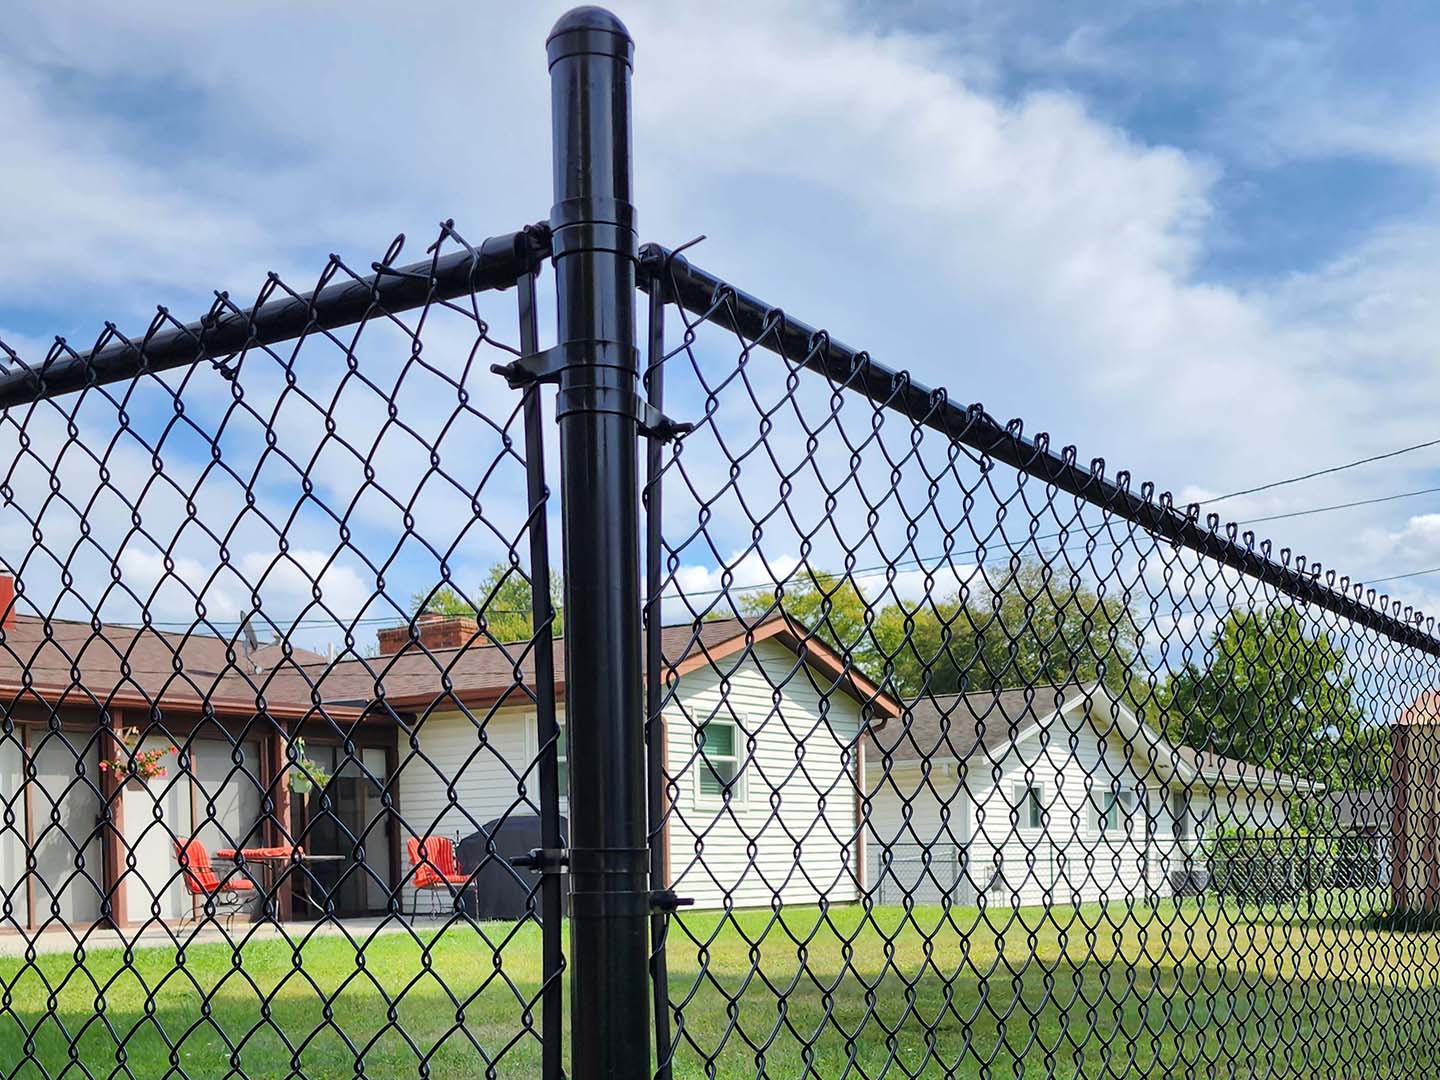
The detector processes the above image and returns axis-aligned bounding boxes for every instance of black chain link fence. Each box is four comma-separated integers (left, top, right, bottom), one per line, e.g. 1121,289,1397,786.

640,246,1434,1079
0,8,1437,1080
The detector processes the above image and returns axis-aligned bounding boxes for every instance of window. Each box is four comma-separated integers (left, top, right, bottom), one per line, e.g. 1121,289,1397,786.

1118,790,1135,825
697,719,745,802
529,720,568,800
1094,789,1135,834
1014,784,1044,829
1170,792,1191,839
556,725,568,798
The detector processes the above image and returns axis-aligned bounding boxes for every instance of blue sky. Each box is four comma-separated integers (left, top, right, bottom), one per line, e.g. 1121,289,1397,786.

2,0,1440,658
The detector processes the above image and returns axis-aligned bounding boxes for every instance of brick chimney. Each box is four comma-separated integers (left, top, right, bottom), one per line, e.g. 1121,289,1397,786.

377,612,478,656
0,575,15,631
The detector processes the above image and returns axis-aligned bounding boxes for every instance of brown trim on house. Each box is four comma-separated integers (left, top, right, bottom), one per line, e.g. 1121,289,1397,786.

377,614,904,721
0,685,366,725
263,721,294,921
1392,726,1410,909
667,616,901,721
98,707,128,929
21,724,34,932
386,740,401,912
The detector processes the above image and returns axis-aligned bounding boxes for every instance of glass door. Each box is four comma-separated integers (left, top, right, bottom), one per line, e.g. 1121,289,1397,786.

292,743,390,918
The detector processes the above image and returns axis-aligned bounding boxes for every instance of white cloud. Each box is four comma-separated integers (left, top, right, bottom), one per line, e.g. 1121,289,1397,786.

1,0,1440,641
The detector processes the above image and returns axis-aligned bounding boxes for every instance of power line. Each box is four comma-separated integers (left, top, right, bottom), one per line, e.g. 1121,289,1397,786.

1202,436,1440,507
1235,485,1440,526
63,475,1440,630
1367,565,1440,586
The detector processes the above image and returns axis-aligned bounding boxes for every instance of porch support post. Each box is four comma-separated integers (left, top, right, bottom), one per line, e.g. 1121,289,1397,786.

264,719,294,921
99,707,127,928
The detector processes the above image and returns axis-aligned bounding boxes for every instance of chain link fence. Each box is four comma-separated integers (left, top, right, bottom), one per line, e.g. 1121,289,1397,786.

0,7,1436,1080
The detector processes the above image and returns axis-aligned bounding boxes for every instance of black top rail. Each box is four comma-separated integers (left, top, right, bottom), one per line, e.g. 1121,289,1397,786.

0,224,552,410
639,242,1440,659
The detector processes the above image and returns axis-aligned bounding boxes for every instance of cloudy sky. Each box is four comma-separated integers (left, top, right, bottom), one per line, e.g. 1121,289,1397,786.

2,1,1439,656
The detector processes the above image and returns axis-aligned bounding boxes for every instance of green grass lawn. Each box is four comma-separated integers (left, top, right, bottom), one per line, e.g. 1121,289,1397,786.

3,891,1438,1078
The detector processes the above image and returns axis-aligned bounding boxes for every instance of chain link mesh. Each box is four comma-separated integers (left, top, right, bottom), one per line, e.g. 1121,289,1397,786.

0,222,568,1078
642,247,1433,1079
0,215,1436,1079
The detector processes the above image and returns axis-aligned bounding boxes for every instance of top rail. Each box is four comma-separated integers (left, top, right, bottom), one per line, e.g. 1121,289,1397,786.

0,224,552,410
639,242,1440,659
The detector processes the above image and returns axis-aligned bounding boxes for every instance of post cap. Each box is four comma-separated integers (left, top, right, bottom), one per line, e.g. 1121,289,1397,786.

547,6,633,68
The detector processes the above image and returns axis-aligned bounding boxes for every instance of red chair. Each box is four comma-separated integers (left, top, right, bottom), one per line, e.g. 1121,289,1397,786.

406,836,470,918
173,838,255,930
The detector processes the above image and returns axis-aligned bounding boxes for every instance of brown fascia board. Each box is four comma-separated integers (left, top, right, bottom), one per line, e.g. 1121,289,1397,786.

0,683,368,724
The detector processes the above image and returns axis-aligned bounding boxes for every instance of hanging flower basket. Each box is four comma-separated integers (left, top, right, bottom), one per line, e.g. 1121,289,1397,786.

289,737,332,797
99,727,176,786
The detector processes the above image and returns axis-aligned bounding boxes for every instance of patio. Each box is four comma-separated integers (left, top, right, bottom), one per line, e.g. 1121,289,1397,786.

0,913,419,958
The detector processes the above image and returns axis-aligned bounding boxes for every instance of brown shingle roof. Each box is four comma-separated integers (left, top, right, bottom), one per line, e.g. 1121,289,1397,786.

0,615,334,718
300,614,900,717
0,612,902,721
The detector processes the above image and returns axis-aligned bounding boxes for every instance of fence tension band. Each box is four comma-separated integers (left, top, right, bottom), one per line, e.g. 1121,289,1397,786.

490,341,693,442
511,847,569,874
557,844,690,918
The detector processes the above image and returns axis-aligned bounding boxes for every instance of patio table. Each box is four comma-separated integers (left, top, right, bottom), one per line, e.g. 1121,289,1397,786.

215,846,349,920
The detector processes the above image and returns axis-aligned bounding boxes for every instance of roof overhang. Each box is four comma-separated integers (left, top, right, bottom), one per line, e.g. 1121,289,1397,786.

368,613,903,722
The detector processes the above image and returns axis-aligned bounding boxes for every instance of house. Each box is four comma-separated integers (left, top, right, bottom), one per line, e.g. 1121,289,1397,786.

319,610,900,913
1391,692,1440,910
0,593,900,930
864,683,1314,908
1326,789,1392,888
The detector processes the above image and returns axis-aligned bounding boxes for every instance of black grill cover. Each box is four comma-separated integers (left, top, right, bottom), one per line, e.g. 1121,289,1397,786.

457,814,569,921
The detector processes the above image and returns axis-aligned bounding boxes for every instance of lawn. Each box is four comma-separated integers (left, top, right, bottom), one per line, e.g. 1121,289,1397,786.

3,891,1438,1078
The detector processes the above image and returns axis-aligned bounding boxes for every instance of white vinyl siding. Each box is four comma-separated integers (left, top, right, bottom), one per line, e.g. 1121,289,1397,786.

865,698,1306,911
395,706,547,913
865,765,971,906
394,636,871,914
665,637,866,911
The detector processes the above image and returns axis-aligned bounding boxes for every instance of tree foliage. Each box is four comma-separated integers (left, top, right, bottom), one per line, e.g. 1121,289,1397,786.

738,561,1140,699
412,564,564,643
1160,605,1386,788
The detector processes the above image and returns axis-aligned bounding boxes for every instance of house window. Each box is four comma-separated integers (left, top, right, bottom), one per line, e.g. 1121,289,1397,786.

1170,792,1191,839
556,726,568,798
1014,784,1044,829
531,721,567,800
1093,789,1135,833
697,718,745,802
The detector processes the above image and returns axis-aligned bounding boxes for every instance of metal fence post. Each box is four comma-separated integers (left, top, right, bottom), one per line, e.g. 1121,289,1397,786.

547,8,650,1079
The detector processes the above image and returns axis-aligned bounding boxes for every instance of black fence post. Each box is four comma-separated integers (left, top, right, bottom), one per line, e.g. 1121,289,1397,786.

546,8,650,1080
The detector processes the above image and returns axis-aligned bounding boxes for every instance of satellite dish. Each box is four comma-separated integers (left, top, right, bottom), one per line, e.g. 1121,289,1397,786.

241,616,261,672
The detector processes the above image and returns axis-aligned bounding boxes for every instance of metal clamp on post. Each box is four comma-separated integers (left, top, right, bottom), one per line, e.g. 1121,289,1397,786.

566,845,653,920
491,341,693,442
649,889,694,914
511,847,570,875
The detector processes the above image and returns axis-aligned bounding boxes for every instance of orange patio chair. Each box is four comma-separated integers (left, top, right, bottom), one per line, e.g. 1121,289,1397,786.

406,836,470,918
173,838,255,930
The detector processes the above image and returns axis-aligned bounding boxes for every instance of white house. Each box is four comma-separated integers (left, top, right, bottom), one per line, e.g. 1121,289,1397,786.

0,597,1323,932
327,611,901,913
864,683,1314,908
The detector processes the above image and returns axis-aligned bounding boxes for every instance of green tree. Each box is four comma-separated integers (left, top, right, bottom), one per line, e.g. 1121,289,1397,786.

412,563,564,643
1161,605,1385,788
739,560,1141,700
739,569,881,674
